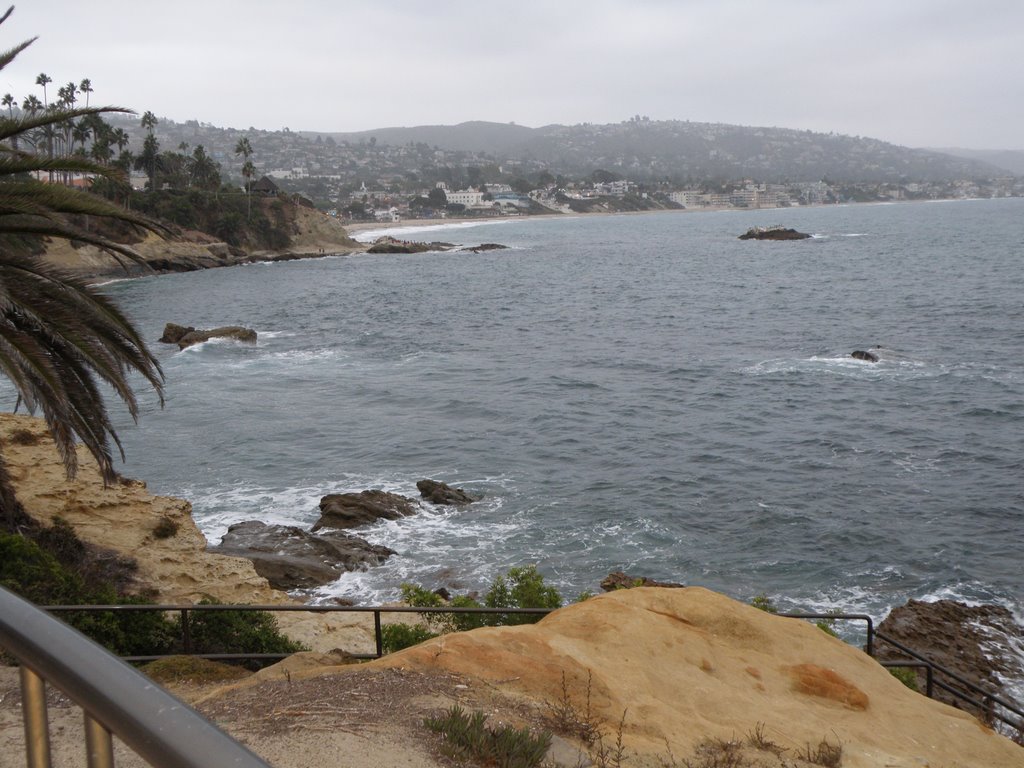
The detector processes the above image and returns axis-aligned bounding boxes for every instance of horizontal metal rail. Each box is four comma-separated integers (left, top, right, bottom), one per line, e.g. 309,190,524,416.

0,586,271,768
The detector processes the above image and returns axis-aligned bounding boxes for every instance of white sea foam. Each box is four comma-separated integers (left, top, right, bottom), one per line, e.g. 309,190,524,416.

352,219,514,243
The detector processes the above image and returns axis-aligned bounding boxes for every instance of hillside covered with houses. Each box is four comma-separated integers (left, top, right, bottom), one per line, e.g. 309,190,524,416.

108,114,1022,224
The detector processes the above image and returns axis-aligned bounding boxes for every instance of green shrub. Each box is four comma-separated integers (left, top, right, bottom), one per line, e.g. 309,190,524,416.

2,525,304,664
183,598,307,666
425,705,551,768
402,566,562,634
0,531,175,656
750,593,778,614
887,665,920,692
381,623,439,653
483,565,562,626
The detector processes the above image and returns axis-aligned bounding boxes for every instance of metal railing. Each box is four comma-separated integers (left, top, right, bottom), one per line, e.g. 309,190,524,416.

0,586,271,768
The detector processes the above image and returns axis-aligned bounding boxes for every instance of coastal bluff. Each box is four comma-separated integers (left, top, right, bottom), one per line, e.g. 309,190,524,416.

37,203,364,281
2,414,1020,766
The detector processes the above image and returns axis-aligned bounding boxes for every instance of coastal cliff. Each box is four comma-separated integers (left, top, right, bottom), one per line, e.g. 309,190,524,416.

37,202,364,281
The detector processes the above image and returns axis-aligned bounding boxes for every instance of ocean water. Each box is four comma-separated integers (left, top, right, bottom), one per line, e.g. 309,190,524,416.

53,199,1024,626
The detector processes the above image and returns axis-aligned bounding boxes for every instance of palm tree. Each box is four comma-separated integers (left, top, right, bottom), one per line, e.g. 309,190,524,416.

235,136,254,219
1,92,12,118
79,78,92,108
0,7,166,527
33,72,49,107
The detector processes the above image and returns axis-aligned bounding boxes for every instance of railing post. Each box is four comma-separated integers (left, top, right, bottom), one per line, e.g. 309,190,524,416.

925,665,934,698
19,666,52,768
865,617,874,657
374,610,383,658
84,714,114,768
181,608,192,654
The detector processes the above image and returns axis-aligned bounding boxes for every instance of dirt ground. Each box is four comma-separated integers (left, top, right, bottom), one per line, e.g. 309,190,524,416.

0,663,576,768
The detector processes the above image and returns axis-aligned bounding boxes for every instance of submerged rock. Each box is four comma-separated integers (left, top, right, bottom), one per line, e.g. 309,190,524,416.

465,243,509,253
738,226,811,240
211,520,394,590
416,479,479,506
313,490,419,531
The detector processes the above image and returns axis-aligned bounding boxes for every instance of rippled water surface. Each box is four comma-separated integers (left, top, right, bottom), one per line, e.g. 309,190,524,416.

93,199,1022,619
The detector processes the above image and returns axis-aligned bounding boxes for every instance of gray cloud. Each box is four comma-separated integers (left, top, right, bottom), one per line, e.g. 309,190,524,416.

2,0,1020,149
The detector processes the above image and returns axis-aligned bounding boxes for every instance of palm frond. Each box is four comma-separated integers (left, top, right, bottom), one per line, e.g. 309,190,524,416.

0,105,135,142
0,5,165,489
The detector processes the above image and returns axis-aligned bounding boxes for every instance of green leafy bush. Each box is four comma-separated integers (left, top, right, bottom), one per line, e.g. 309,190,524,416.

750,593,778,614
183,598,307,665
0,531,175,656
381,623,439,653
399,565,563,638
2,524,304,664
887,665,920,692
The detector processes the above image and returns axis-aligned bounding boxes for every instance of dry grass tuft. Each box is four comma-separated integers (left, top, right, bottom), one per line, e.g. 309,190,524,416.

787,664,869,711
142,656,251,686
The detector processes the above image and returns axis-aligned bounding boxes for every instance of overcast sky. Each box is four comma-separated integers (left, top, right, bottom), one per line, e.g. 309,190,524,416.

2,1,1020,149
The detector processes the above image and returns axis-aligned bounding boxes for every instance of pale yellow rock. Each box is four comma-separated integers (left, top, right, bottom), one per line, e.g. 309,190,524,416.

362,587,1022,767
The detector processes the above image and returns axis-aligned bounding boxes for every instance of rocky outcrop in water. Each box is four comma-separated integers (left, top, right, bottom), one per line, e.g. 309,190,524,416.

159,323,258,350
851,350,880,362
416,479,479,506
465,243,509,253
312,490,419,531
875,599,1024,719
210,520,394,591
366,236,508,255
738,226,811,240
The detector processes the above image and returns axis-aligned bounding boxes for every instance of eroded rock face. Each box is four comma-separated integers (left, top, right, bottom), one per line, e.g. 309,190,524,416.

875,599,1024,717
210,520,394,590
312,490,418,531
416,479,479,506
600,571,685,591
158,323,258,350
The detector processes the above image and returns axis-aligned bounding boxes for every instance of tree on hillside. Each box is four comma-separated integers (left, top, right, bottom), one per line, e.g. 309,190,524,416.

235,136,254,219
188,144,221,192
0,7,166,528
135,111,159,190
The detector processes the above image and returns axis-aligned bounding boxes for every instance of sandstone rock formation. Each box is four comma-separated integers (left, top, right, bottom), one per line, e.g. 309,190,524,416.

210,521,395,591
159,322,258,350
37,204,363,281
212,587,1024,767
313,490,419,531
415,479,478,506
